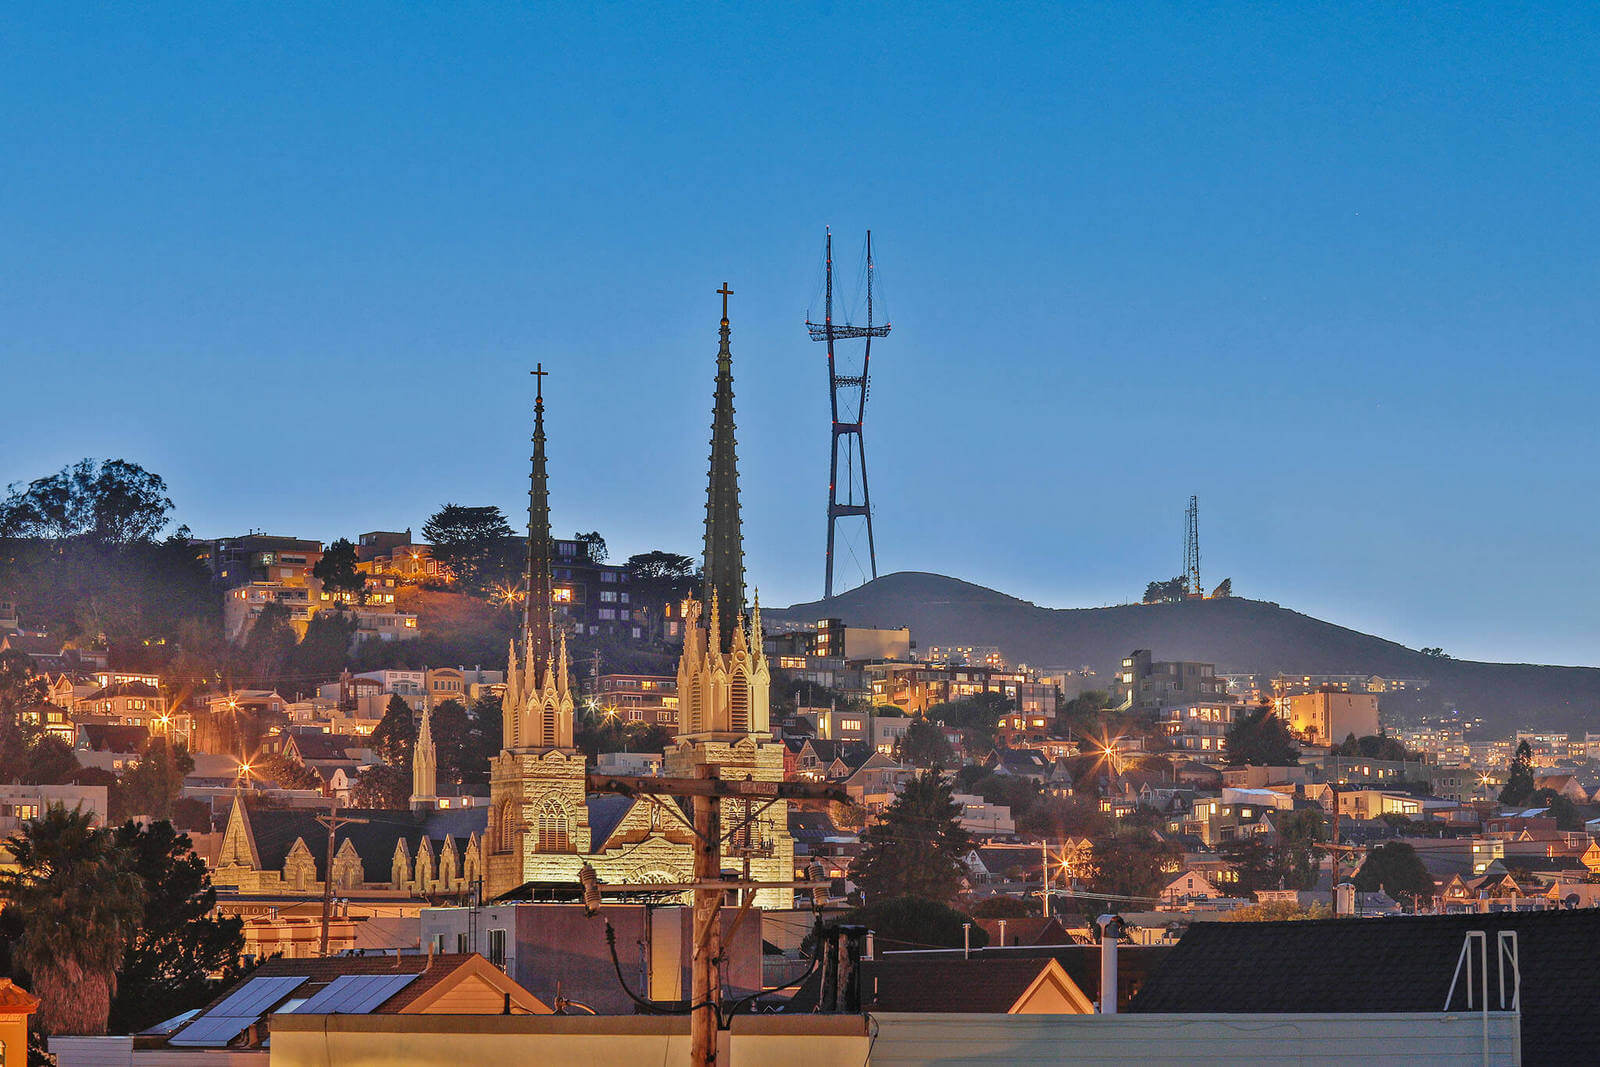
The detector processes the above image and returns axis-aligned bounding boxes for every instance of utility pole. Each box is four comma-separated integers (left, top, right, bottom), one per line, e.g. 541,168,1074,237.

690,766,722,1067
317,803,368,956
1040,840,1050,919
1328,783,1340,914
585,772,846,1067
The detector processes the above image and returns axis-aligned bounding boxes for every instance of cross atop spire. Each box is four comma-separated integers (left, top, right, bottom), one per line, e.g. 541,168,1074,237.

717,283,733,323
532,362,548,399
703,286,745,648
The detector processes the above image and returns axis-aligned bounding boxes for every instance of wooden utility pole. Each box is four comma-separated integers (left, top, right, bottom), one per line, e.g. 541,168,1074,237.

1040,840,1050,919
1328,783,1340,913
316,804,368,956
691,765,722,1067
585,770,846,1067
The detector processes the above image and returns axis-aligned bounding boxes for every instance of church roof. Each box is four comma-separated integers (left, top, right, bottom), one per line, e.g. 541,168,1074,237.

238,801,487,882
585,794,635,849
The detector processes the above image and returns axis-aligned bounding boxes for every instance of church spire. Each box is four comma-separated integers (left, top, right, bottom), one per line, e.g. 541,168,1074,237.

411,703,437,808
524,364,555,683
702,284,745,647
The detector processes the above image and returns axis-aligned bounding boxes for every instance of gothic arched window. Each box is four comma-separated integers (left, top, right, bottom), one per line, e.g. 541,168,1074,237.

729,673,750,733
537,798,572,853
494,800,518,854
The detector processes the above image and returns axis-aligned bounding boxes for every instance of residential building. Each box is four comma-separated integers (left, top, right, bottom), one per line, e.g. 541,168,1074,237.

816,617,912,661
1159,700,1243,755
594,673,678,728
207,534,324,588
922,643,1004,669
74,680,167,727
0,783,108,832
75,724,150,773
953,793,1015,834
355,529,445,579
1284,690,1379,745
1116,650,1225,714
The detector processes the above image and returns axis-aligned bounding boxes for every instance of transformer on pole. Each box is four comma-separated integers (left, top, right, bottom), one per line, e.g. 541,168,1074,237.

808,229,891,600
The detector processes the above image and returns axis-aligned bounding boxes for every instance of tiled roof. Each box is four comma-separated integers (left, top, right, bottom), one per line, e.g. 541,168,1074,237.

1128,909,1600,1062
585,794,635,848
241,802,486,882
84,681,161,700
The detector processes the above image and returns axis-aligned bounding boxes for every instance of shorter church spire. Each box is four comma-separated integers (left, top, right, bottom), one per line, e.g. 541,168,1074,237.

411,703,437,808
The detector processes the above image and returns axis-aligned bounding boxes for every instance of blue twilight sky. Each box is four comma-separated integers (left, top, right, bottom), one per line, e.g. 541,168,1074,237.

2,5,1597,666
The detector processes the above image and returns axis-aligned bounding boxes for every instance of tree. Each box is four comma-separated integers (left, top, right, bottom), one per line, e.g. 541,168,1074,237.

108,820,246,1034
851,772,972,905
1419,647,1451,659
840,897,987,953
428,699,472,788
1352,841,1435,910
236,601,295,687
20,735,79,785
1143,576,1188,604
0,459,173,544
0,650,46,718
574,531,608,564
460,694,503,787
1086,828,1181,905
109,741,194,821
423,504,514,592
1499,741,1536,806
625,551,697,645
895,718,955,768
289,609,357,682
0,806,145,1034
253,752,322,791
349,763,410,809
311,538,366,599
1016,795,1112,839
1224,707,1300,766
1531,788,1582,830
370,695,416,767
970,895,1034,919
1333,733,1413,762
1220,900,1331,922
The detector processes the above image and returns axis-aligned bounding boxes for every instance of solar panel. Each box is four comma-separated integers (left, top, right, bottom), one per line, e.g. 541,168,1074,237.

169,976,309,1047
293,972,421,1015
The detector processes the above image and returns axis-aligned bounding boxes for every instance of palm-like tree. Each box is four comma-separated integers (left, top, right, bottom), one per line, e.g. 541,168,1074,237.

0,806,145,1034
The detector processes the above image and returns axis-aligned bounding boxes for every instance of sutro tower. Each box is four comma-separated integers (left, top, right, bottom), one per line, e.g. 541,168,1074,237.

807,229,891,600
1184,494,1202,598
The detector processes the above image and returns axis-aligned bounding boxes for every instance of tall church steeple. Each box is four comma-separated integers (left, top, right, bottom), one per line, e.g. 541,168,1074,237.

524,363,555,678
702,284,745,647
501,365,573,752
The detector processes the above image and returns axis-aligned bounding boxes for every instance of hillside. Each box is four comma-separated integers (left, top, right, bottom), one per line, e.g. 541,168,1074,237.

770,572,1600,732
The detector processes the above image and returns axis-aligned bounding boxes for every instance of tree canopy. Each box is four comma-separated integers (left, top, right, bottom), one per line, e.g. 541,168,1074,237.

895,717,955,768
1352,841,1435,910
109,820,246,1034
370,695,416,767
1224,706,1300,766
1499,740,1536,806
625,551,697,645
0,806,146,1034
851,772,972,905
312,538,366,599
841,897,987,952
0,459,173,544
1143,576,1188,604
423,504,515,592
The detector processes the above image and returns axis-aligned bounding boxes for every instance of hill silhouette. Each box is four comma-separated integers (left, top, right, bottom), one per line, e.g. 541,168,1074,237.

770,572,1600,733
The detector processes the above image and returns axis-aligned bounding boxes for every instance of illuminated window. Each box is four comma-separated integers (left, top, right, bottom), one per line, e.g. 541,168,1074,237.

552,588,574,603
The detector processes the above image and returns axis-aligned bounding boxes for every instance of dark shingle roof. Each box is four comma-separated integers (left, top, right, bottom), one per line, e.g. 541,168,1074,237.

242,803,487,881
585,794,635,848
76,724,150,752
1128,910,1600,1063
866,944,1168,1013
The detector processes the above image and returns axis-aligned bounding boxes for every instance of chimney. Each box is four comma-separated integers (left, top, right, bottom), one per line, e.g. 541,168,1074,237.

1096,915,1126,1014
998,919,1007,946
963,922,972,960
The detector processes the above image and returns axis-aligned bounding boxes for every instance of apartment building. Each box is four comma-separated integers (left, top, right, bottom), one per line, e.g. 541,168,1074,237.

1117,651,1225,714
